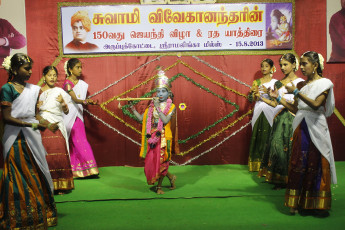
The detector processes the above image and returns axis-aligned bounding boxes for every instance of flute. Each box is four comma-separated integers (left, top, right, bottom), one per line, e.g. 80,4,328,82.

116,97,154,101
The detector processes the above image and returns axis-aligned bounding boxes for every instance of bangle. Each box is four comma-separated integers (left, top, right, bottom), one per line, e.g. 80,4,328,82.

276,95,282,103
83,100,88,105
293,88,300,96
31,123,38,130
156,107,162,113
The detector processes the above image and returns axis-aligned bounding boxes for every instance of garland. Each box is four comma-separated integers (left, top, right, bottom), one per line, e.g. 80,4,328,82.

192,56,251,88
146,98,172,145
178,109,252,156
170,73,239,144
89,56,163,98
118,72,240,144
78,57,254,160
83,109,141,146
99,59,248,153
176,120,252,165
179,59,249,98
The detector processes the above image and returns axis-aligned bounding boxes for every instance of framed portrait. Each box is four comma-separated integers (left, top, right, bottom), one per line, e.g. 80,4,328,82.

0,0,27,65
327,0,345,62
190,0,216,4
265,3,293,50
168,0,190,4
140,0,168,4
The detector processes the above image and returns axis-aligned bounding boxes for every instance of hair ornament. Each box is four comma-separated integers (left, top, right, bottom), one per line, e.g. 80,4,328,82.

2,55,12,71
295,57,299,71
318,53,325,70
272,65,276,73
64,61,69,76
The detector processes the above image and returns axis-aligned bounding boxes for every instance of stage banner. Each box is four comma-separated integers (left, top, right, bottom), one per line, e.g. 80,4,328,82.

0,0,27,64
60,3,293,54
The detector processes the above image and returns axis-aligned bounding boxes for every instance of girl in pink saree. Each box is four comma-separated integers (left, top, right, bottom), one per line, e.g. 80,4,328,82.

62,58,99,178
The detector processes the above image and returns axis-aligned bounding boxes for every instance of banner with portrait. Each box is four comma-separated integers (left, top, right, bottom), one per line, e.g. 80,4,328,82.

0,0,27,65
60,3,293,54
327,0,345,62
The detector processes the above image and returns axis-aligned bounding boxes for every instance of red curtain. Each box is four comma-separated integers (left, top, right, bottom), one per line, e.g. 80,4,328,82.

1,0,344,167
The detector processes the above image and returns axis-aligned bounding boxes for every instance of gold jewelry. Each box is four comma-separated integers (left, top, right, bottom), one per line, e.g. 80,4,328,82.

12,82,25,89
68,77,78,85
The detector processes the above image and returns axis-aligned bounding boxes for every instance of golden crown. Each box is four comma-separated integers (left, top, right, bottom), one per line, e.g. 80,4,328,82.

155,69,170,90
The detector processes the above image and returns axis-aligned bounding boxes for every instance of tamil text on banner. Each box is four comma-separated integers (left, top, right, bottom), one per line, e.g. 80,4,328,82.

60,3,293,54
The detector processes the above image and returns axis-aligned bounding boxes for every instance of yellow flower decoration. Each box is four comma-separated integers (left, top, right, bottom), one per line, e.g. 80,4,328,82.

179,103,187,111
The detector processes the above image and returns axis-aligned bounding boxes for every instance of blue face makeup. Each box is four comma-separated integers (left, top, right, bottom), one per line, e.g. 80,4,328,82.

156,87,169,102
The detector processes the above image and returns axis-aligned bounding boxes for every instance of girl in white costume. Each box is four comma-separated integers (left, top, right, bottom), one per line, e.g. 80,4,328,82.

38,65,74,193
247,59,278,171
0,53,57,229
271,51,336,216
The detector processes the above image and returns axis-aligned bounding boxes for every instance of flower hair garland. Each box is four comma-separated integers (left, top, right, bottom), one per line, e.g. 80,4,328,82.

2,55,12,71
271,65,277,74
64,61,69,76
294,57,299,71
146,98,172,145
318,53,325,70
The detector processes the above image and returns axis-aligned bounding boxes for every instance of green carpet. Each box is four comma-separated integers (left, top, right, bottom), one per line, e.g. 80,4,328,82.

55,164,290,202
49,162,345,230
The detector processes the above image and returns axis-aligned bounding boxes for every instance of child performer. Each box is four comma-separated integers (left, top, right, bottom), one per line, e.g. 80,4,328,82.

0,53,57,229
248,59,278,171
258,53,304,190
276,51,336,216
130,69,178,194
62,58,99,178
38,66,74,193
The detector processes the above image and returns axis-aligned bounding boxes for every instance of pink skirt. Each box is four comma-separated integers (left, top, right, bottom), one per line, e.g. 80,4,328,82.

144,139,169,185
69,117,99,178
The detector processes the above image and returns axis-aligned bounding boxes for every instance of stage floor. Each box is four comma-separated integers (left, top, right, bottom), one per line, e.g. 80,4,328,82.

52,162,345,230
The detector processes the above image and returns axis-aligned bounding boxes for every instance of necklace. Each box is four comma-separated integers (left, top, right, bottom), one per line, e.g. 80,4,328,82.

12,82,25,89
306,77,321,85
146,99,172,145
260,76,271,84
68,77,78,85
281,76,297,85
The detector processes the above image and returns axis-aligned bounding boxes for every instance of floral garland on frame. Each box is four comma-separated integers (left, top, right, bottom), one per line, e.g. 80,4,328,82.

92,57,253,158
120,72,240,144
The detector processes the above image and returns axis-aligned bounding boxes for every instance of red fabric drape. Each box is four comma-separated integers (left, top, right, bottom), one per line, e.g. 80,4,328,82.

1,0,344,167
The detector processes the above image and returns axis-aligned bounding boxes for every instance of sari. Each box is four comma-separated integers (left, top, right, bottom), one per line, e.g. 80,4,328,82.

248,78,279,171
285,78,336,210
258,78,304,185
62,79,99,178
0,82,57,229
39,87,74,191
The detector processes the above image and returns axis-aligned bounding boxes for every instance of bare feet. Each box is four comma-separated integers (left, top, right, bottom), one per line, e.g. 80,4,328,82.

169,175,176,190
272,184,286,190
290,208,298,215
156,187,164,195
